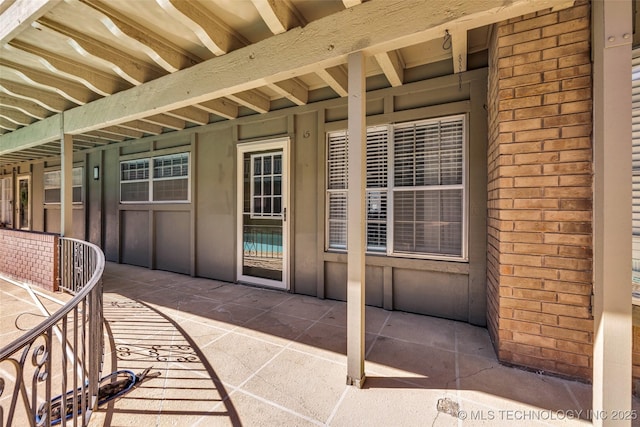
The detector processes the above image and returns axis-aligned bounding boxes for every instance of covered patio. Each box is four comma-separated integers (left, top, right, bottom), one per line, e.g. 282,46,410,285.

90,262,599,426
0,0,636,424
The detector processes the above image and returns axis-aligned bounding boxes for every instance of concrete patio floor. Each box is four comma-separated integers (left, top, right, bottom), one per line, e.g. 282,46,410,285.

3,263,639,426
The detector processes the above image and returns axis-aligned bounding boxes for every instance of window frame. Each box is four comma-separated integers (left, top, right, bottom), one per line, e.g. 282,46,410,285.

120,152,191,204
43,166,84,205
325,114,468,262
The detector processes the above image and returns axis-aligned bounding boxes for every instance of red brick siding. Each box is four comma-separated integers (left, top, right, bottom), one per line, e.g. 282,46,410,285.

0,229,59,292
487,1,593,380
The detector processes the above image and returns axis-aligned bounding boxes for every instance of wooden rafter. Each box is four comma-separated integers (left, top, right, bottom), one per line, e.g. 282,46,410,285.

316,66,348,97
374,50,404,87
227,91,270,114
195,99,238,120
0,117,18,131
0,79,72,112
156,0,246,56
98,125,144,139
119,120,163,135
342,0,362,8
0,94,50,119
451,27,468,73
0,58,95,104
165,107,209,126
251,0,301,35
0,108,34,126
0,0,61,43
1,0,578,153
34,18,162,85
7,40,129,96
141,114,185,131
80,0,200,73
84,130,124,142
270,78,308,106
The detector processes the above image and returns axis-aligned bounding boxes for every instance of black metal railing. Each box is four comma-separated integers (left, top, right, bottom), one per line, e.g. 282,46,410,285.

0,237,105,427
243,225,283,259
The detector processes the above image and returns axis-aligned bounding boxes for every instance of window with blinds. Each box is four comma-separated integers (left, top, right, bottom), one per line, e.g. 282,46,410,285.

326,115,466,259
632,53,640,302
43,167,84,204
393,117,464,257
326,126,389,252
120,153,190,203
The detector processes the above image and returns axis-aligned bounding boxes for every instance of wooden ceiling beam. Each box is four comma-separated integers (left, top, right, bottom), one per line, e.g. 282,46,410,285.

80,0,199,73
72,135,111,145
141,114,185,131
99,125,144,139
0,0,62,43
251,0,301,35
0,118,19,131
374,50,404,87
164,106,209,126
156,0,246,56
270,78,308,106
0,94,50,119
34,18,162,85
342,0,362,8
119,120,163,135
84,130,124,142
0,79,72,112
226,90,270,114
7,40,129,96
0,108,35,126
316,66,348,97
0,58,96,104
2,0,577,151
195,99,238,120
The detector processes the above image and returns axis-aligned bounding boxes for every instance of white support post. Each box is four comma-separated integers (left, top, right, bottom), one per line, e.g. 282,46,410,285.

61,133,73,237
346,51,366,388
592,1,632,425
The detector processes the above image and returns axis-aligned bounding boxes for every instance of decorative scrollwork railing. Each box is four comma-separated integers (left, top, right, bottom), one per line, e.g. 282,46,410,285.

0,237,105,427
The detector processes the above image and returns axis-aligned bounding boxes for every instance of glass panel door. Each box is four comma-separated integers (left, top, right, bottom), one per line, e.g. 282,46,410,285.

237,139,289,289
17,175,30,230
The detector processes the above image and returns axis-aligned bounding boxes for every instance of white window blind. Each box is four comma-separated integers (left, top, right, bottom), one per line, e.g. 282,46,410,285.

120,152,190,203
153,153,189,202
326,115,466,260
327,131,348,250
326,127,389,251
44,167,84,204
632,54,640,296
393,117,464,257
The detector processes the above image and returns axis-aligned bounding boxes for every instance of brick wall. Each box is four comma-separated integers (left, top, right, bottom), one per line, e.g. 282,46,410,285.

487,1,593,380
0,229,59,292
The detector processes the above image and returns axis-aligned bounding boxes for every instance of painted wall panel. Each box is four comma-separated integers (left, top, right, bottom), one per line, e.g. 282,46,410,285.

293,112,318,296
120,210,149,267
393,269,468,320
44,208,85,238
196,127,236,282
87,150,102,248
237,116,288,141
155,210,190,274
103,148,120,262
325,262,384,307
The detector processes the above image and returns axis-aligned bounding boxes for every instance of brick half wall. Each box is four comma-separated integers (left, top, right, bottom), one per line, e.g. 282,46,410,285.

487,1,593,380
0,229,59,292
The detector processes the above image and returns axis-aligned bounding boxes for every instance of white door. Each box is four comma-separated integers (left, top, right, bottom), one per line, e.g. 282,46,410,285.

237,138,290,289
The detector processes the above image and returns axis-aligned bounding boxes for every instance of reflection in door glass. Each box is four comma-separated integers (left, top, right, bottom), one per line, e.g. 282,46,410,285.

18,178,29,230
